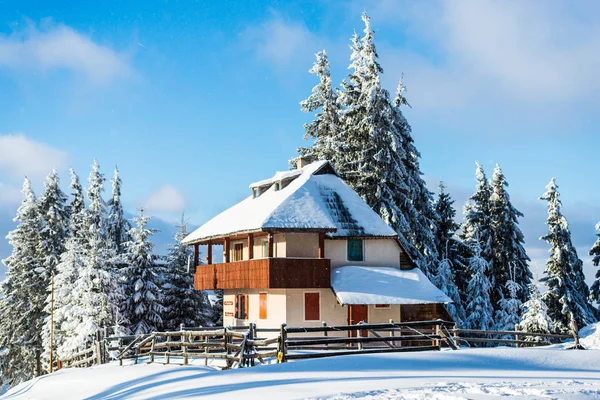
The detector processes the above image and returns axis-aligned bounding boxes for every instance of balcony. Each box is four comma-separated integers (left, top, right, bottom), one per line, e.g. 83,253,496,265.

194,257,331,290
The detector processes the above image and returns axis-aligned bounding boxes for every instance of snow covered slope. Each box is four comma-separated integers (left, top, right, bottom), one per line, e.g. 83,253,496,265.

3,347,599,399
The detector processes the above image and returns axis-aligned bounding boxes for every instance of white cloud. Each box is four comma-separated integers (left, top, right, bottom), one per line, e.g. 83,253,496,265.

243,14,317,68
0,134,67,181
368,0,600,107
0,22,130,83
143,185,186,214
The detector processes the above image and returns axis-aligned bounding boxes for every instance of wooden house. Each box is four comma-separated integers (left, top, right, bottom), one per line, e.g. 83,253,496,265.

182,160,451,330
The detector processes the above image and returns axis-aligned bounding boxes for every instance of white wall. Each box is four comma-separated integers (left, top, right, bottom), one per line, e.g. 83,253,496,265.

325,238,402,268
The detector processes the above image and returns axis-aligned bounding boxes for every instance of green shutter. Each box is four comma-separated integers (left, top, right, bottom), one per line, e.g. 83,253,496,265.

347,239,364,261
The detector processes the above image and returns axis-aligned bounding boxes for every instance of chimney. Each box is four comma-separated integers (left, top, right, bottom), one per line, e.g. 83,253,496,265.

296,156,310,169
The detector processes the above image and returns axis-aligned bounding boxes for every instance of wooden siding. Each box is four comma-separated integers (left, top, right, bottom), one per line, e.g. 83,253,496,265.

194,257,331,290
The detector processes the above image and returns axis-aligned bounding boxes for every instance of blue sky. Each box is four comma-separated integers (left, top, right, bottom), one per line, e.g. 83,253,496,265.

1,0,600,282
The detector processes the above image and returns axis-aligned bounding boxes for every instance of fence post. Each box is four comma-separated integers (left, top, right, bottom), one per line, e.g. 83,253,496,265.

249,323,256,367
571,319,581,349
204,334,209,366
279,323,287,363
389,319,397,347
182,332,188,365
150,334,156,363
514,324,520,348
357,322,363,351
435,324,441,349
322,321,328,349
95,340,102,366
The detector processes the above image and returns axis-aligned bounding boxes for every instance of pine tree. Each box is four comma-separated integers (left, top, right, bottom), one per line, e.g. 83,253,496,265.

67,169,87,246
85,159,107,247
464,242,494,332
43,169,87,363
107,167,130,253
540,178,597,332
38,169,70,277
518,282,553,343
124,209,164,334
494,264,522,333
0,178,45,382
299,12,438,275
460,162,493,259
590,221,600,303
162,214,211,330
489,164,531,319
432,182,466,322
297,50,345,164
212,290,224,326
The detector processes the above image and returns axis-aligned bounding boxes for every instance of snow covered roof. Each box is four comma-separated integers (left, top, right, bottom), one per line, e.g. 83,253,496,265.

331,266,452,305
182,160,397,244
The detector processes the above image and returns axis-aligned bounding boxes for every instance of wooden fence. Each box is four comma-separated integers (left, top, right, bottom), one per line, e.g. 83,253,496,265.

51,319,584,372
113,324,279,369
276,319,583,362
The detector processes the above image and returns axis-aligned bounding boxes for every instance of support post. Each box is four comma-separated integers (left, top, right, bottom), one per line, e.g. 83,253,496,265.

318,232,325,259
268,234,274,258
515,324,520,348
204,335,209,366
207,241,212,265
389,319,396,347
248,234,254,260
194,243,199,268
322,321,328,349
223,238,230,263
435,324,441,349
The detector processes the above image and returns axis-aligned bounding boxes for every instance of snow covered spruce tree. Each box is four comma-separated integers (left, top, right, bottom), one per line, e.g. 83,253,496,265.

463,242,494,333
107,167,131,253
69,160,124,345
494,264,522,334
588,221,600,304
489,165,531,324
540,178,597,332
43,168,87,361
124,209,165,334
297,50,345,165
299,11,438,275
432,182,465,324
518,282,553,343
37,169,70,370
0,178,45,381
162,214,211,330
459,162,493,301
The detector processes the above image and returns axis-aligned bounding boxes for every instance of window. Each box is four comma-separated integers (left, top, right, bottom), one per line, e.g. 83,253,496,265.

347,239,364,261
304,292,320,321
259,293,267,319
233,243,243,261
261,239,269,258
235,294,248,319
375,304,390,309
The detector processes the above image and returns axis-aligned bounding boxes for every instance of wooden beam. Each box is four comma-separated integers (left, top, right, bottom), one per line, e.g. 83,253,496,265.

247,234,254,260
223,238,230,263
206,241,212,265
268,234,274,258
318,232,325,259
194,243,199,267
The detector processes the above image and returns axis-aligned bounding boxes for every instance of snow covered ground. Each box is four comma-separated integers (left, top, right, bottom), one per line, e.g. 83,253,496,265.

2,344,600,399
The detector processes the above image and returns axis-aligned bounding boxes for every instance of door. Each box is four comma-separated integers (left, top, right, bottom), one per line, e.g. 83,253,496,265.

348,305,368,337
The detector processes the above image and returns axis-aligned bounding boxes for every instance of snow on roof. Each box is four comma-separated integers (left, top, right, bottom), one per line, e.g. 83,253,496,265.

182,161,397,244
331,266,452,305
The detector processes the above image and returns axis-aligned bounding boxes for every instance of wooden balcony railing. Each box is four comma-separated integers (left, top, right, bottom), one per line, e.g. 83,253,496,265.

194,258,331,290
